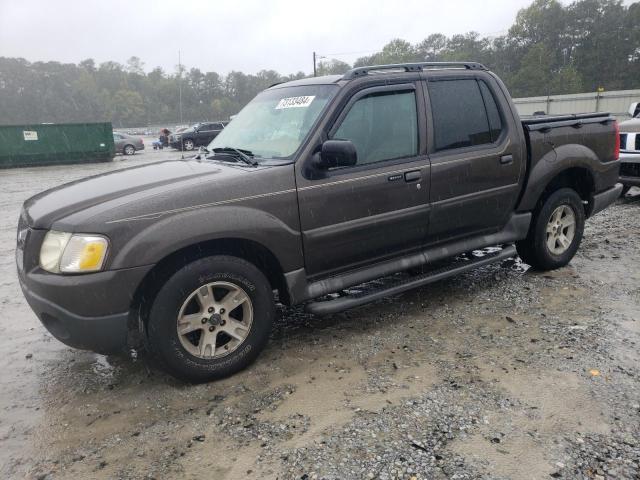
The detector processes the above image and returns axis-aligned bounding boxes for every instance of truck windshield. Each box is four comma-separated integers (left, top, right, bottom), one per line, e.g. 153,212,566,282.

208,84,338,159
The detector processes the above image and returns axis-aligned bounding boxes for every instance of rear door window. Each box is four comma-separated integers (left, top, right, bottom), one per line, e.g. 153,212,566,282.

428,79,494,152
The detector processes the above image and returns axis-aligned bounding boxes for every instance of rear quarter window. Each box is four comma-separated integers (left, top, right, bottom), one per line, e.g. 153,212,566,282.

478,81,504,142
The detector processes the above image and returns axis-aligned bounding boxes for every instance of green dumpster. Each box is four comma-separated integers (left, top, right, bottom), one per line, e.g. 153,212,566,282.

0,122,116,168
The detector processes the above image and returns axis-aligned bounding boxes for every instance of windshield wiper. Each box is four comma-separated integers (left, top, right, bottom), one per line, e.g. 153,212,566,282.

210,147,258,166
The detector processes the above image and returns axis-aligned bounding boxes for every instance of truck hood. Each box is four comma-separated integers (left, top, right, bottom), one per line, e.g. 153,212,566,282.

619,118,640,133
23,159,259,229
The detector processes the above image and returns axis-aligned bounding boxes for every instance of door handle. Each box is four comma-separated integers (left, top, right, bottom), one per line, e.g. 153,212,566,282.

500,154,514,165
404,170,422,182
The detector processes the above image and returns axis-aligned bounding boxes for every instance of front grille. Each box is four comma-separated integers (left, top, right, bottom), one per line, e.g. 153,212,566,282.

620,162,640,178
620,133,628,150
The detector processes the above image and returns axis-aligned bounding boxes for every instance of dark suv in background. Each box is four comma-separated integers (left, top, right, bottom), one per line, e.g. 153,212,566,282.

169,122,227,151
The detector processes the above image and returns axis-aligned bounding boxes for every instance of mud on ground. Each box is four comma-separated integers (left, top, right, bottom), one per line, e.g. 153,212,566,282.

1,147,639,479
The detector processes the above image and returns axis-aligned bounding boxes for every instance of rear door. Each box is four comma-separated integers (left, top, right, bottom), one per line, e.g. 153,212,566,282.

296,82,431,277
113,133,124,151
211,122,225,140
424,74,524,242
196,123,217,145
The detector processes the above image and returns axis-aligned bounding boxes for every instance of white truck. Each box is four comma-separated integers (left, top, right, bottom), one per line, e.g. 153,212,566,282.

620,102,640,196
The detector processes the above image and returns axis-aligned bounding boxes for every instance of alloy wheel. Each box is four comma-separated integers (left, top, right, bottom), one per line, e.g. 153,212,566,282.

545,205,576,255
176,281,253,359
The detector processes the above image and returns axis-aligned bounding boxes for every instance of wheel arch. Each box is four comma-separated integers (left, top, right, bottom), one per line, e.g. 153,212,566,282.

536,167,595,210
517,149,597,215
128,237,289,345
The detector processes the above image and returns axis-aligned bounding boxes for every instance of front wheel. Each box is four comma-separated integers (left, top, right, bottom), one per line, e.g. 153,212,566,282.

146,255,275,382
182,139,195,151
516,188,585,271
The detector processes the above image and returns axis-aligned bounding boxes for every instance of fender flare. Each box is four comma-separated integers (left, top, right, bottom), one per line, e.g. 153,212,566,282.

517,143,598,212
108,205,303,272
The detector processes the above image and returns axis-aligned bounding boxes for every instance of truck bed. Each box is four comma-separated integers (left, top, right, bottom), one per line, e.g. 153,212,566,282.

522,112,617,168
521,112,612,126
516,111,620,214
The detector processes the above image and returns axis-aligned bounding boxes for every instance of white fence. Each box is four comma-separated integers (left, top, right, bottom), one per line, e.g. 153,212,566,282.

513,89,640,119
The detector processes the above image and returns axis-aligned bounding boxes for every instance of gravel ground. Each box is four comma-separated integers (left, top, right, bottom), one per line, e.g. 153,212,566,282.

1,144,639,479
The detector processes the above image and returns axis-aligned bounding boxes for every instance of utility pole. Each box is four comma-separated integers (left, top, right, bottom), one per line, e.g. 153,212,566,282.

178,50,183,126
313,51,317,77
178,50,184,159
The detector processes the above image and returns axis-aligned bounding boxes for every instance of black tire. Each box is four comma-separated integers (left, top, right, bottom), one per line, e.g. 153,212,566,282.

146,255,275,382
124,144,136,155
182,139,195,151
516,188,585,271
620,185,631,197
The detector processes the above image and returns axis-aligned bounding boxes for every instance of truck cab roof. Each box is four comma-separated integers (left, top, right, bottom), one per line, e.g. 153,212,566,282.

270,62,490,90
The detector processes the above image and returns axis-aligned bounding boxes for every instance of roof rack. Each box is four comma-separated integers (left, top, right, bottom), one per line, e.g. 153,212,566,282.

341,62,488,80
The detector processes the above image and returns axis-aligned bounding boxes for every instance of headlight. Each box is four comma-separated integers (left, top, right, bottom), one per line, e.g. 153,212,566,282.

40,231,109,273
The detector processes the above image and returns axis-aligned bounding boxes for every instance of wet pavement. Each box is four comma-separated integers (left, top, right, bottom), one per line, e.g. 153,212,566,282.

1,145,639,479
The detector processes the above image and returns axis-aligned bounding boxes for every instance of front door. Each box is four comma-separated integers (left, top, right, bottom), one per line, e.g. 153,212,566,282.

296,83,431,277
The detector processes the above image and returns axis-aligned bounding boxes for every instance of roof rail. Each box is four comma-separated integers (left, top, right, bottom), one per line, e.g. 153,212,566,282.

341,62,488,80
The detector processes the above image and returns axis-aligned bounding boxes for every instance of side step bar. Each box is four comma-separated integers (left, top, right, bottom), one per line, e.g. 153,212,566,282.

305,245,517,316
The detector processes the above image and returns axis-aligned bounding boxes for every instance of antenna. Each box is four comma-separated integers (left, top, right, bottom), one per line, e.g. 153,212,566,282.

178,50,183,125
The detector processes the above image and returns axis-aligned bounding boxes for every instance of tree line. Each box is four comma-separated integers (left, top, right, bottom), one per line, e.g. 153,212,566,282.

0,0,638,128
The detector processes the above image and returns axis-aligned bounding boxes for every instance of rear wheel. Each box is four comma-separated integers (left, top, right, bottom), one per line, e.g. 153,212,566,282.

124,144,136,155
182,139,195,151
146,255,275,382
516,188,585,270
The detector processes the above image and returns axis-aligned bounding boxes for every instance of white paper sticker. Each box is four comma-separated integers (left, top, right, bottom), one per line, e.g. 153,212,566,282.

275,96,315,109
23,131,38,141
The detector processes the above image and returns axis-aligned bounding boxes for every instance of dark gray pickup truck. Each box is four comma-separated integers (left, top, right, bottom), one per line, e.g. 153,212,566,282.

17,62,622,382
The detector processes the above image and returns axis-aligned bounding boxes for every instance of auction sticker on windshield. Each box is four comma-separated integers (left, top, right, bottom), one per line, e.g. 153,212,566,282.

275,96,315,109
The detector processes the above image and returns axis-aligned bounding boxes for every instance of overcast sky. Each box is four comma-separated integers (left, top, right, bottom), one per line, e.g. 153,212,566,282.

0,0,632,75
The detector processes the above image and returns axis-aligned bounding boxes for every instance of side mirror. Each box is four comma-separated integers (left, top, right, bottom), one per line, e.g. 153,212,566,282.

316,140,357,169
629,102,640,118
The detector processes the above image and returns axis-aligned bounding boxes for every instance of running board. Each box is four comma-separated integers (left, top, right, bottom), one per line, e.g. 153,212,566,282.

305,245,517,316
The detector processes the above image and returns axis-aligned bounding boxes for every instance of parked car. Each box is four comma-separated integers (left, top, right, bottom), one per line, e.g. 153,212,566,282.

113,132,145,155
169,122,227,151
619,102,640,196
17,62,621,382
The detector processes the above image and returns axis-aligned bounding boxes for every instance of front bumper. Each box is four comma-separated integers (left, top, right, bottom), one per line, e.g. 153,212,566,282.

20,283,130,354
620,151,640,163
620,152,640,187
17,234,152,353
